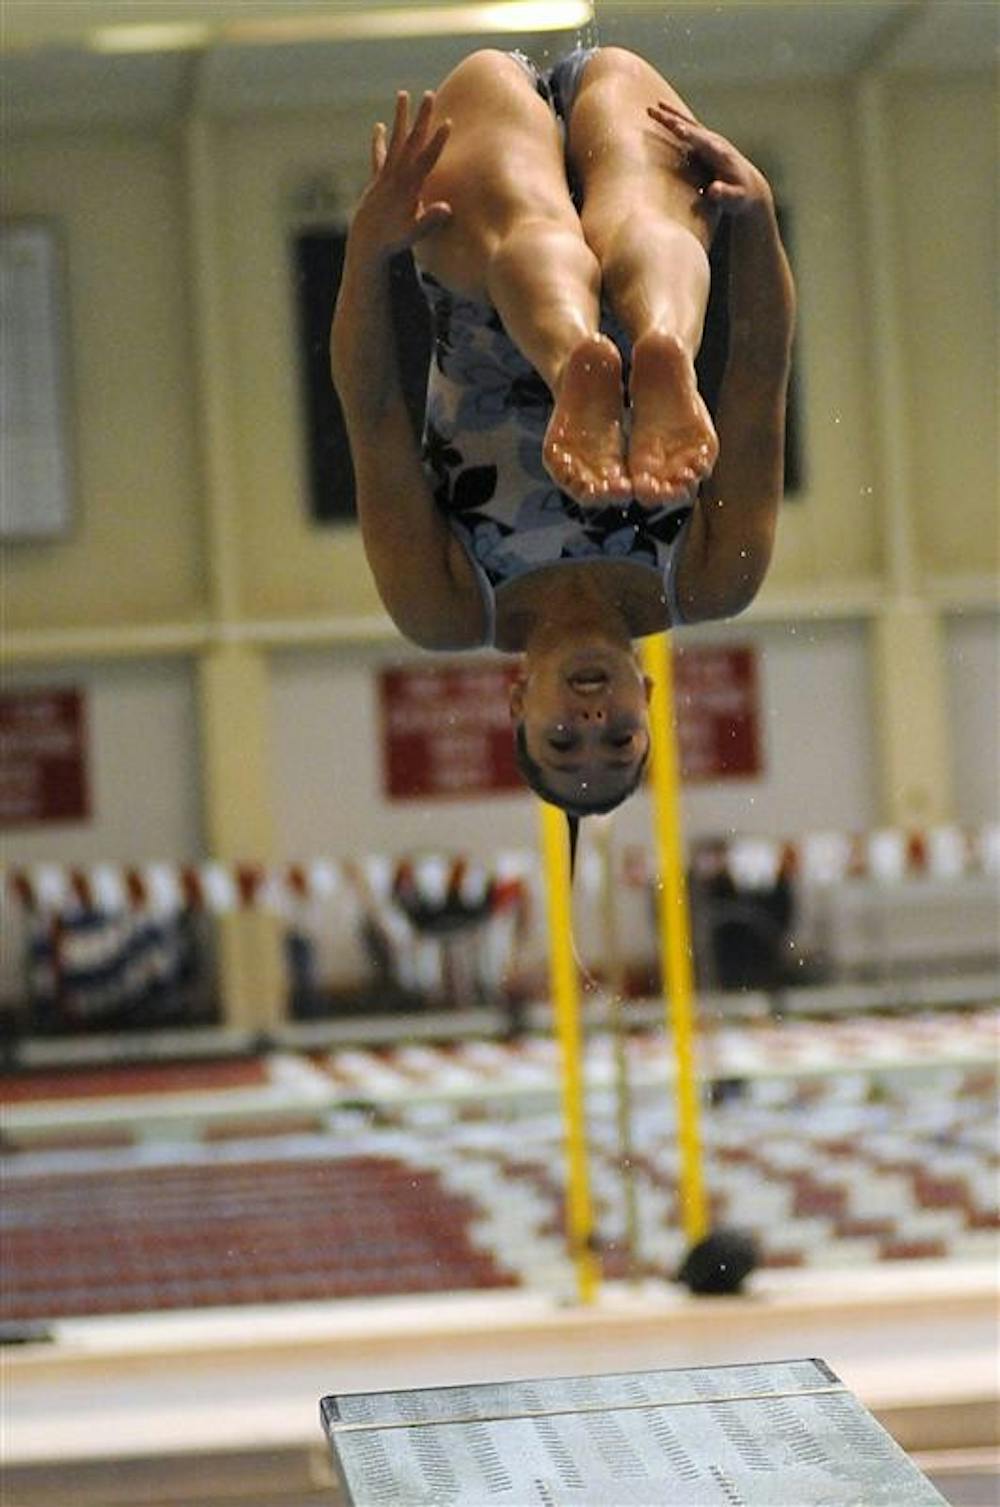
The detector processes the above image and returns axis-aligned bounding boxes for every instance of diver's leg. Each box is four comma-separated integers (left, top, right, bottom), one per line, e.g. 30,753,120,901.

415,49,630,504
569,47,719,507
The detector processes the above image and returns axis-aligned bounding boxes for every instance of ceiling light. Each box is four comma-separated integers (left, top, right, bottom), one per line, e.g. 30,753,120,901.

89,22,212,55
225,2,594,46
472,2,594,32
87,1,593,57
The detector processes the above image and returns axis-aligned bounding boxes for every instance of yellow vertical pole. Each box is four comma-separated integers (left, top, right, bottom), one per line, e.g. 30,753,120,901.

539,800,600,1303
594,816,641,1282
641,634,709,1245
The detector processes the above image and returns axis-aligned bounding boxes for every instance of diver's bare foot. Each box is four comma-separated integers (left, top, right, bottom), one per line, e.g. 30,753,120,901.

628,330,719,509
544,334,631,507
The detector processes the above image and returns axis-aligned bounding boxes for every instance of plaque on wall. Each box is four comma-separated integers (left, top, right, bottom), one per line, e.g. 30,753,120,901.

1,222,75,539
380,661,521,801
0,688,90,826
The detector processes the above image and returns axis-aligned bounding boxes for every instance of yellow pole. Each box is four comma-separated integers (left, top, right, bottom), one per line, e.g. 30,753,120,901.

641,634,709,1245
594,816,641,1282
539,800,601,1303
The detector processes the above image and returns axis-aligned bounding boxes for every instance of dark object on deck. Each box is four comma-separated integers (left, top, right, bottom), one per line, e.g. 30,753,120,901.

676,1227,759,1294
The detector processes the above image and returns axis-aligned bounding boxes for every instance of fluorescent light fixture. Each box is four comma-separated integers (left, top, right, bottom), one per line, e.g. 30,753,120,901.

88,1,592,55
224,2,594,47
89,22,212,54
469,2,594,32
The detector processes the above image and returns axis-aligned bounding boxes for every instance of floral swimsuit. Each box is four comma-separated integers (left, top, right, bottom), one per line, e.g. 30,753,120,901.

417,48,693,648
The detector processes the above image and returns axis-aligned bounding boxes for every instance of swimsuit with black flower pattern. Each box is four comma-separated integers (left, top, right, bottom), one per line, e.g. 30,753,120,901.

417,270,692,614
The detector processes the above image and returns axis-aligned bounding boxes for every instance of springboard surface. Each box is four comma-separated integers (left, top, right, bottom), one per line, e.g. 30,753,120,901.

320,1358,947,1505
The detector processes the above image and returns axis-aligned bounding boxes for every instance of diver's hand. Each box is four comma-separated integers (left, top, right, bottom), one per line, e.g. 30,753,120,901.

647,101,773,217
350,90,453,262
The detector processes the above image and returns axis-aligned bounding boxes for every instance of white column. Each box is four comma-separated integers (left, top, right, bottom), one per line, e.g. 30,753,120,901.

855,65,953,825
184,89,284,1032
197,644,285,1035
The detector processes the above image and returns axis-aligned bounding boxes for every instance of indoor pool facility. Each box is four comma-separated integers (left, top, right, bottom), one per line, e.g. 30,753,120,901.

2,2,997,1504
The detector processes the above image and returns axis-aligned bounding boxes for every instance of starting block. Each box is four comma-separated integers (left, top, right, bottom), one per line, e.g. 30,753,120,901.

321,1358,946,1505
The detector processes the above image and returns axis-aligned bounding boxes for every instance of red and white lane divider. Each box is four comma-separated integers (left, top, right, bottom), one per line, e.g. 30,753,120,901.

623,823,1000,890
3,824,997,916
3,853,535,918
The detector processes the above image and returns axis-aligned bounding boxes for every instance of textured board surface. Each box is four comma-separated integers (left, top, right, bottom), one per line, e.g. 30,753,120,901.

321,1360,947,1506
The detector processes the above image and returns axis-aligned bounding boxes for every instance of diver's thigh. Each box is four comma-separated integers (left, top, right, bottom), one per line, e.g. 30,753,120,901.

567,46,710,246
416,50,580,295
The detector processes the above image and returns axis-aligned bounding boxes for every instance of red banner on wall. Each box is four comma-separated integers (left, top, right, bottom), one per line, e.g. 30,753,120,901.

380,646,761,801
380,662,522,801
0,689,90,826
674,644,762,782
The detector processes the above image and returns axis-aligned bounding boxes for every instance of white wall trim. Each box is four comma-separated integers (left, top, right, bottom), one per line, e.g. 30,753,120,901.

4,578,995,665
3,622,212,662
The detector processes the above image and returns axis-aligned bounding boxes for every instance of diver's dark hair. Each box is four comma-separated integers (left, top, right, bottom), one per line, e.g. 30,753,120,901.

567,813,581,877
514,722,649,876
514,723,649,818
515,723,647,880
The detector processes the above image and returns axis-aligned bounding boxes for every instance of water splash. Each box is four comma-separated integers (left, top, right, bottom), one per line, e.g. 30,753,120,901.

576,0,601,55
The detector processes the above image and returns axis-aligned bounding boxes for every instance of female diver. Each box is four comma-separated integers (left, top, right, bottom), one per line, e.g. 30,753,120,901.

331,46,795,818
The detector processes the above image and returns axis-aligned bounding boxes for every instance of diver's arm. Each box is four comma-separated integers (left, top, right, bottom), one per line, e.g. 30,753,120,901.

646,103,795,620
330,90,484,649
332,254,484,649
678,197,795,619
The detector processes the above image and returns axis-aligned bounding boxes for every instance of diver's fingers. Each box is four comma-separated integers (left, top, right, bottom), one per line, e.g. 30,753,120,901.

371,120,388,176
410,120,452,182
704,180,747,208
411,201,454,242
408,90,437,143
648,104,725,161
649,98,701,127
386,90,410,162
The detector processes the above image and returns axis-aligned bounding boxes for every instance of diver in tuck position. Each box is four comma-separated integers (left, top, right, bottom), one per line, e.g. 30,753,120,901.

331,46,795,819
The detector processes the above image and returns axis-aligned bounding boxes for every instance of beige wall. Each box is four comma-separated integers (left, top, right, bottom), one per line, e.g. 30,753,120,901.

888,74,997,582
216,111,376,620
708,82,882,594
945,610,1000,827
3,133,208,631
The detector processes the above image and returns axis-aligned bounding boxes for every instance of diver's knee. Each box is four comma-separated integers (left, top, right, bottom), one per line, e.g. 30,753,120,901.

577,45,647,87
441,48,530,94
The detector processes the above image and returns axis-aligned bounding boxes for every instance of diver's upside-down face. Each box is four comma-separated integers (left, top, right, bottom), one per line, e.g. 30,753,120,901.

509,644,653,809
